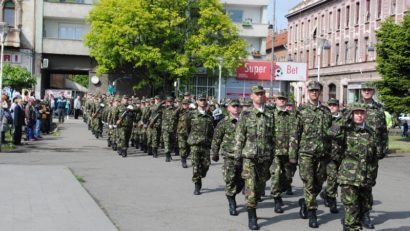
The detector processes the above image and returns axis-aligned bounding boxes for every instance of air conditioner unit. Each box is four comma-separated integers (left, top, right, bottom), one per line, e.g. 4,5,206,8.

41,58,49,69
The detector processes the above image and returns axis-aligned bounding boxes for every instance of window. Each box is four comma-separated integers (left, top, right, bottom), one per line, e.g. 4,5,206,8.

335,43,340,65
294,52,297,62
346,6,350,27
295,24,298,42
327,46,331,67
300,51,304,62
301,22,304,41
329,12,333,32
58,23,85,40
377,0,382,18
365,38,369,62
289,26,292,43
344,42,349,64
306,50,310,66
355,2,360,25
313,48,316,68
321,14,325,34
328,84,337,99
354,40,359,62
307,20,311,36
3,0,15,27
391,0,396,15
337,9,341,29
226,9,243,23
366,0,371,21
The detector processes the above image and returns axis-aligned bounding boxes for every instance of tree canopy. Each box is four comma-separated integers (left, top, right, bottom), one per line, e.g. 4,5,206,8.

375,13,410,113
84,0,247,91
2,64,37,92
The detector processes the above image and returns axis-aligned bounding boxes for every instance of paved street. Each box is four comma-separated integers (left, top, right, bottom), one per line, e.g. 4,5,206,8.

0,118,409,231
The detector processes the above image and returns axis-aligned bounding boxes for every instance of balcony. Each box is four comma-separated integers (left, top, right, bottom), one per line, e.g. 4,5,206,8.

42,38,89,56
44,1,94,19
236,23,268,38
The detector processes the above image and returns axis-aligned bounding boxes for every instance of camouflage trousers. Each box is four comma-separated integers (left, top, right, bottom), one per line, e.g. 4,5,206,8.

341,185,373,231
139,128,147,146
92,117,103,134
177,134,189,159
298,154,328,210
242,158,271,209
191,145,210,183
131,126,139,143
107,127,114,142
223,157,244,197
162,130,175,154
270,155,294,198
147,126,161,148
325,160,341,199
117,126,132,150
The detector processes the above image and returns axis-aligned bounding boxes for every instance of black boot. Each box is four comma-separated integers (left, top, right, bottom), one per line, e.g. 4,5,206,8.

362,212,375,229
174,149,179,156
135,141,139,149
274,197,284,213
247,208,259,230
181,158,188,168
286,186,293,195
299,198,308,219
117,148,122,156
140,143,144,151
227,195,238,216
148,147,153,155
320,191,330,207
308,210,319,228
107,140,112,147
153,148,158,158
130,140,135,147
121,149,127,158
193,181,201,195
328,198,339,214
165,152,172,162
112,143,117,151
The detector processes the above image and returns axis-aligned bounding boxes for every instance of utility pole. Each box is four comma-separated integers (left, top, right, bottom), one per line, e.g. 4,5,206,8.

270,0,276,97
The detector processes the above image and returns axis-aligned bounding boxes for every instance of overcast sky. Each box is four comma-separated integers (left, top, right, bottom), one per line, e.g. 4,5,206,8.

268,0,302,30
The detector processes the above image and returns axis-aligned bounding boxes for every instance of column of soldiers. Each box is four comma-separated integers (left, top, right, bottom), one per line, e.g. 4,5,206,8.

81,80,386,231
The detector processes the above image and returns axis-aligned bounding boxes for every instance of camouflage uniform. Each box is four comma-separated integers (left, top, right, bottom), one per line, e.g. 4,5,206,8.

140,100,151,153
234,105,275,208
270,104,296,201
187,102,214,188
115,97,135,157
211,107,243,197
176,99,191,167
162,97,178,161
289,81,332,219
131,101,142,148
147,97,163,157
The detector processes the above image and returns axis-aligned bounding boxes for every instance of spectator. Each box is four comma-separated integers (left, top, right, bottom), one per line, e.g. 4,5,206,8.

25,98,36,141
13,95,25,145
40,99,51,135
402,121,409,137
65,98,71,120
55,93,67,123
34,100,42,139
74,95,81,119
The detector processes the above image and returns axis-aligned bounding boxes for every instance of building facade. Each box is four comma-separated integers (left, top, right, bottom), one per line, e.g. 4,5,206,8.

286,0,410,105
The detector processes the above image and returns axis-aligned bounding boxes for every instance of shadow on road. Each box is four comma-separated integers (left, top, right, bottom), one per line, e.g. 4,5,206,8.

378,227,410,231
374,210,410,226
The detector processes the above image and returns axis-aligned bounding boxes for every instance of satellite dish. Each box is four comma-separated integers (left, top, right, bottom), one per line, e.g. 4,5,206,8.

91,76,100,84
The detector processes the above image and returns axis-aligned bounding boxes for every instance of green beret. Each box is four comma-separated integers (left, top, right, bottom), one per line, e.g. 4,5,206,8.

228,99,240,106
241,99,252,106
182,99,190,104
348,102,367,112
327,98,339,105
361,82,376,90
197,94,207,100
183,92,191,96
276,91,288,100
154,95,162,100
165,96,174,101
251,85,266,94
307,81,323,90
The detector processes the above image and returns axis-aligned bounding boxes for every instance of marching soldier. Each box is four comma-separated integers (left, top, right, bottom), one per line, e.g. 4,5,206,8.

177,99,191,168
289,81,332,228
320,98,344,214
187,94,214,195
161,96,178,162
270,92,296,214
211,99,244,216
234,86,275,230
148,95,163,158
131,99,142,149
115,95,135,157
140,99,151,153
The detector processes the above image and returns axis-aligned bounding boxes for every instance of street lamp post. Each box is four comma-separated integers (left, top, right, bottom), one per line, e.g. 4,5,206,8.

0,22,9,152
270,0,276,97
316,38,330,82
217,57,224,103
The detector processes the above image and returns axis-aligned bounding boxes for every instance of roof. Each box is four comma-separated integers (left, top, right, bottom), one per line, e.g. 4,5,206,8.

266,30,288,50
286,0,330,18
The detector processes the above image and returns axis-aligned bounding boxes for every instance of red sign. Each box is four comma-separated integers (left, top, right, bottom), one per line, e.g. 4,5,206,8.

237,61,271,80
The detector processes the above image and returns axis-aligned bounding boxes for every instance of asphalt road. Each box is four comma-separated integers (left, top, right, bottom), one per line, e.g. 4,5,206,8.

0,118,409,231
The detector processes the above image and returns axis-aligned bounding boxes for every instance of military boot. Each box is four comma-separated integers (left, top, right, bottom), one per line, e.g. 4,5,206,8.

247,208,259,230
135,141,139,149
193,181,201,195
107,140,112,147
165,152,172,162
112,143,117,151
130,140,135,147
140,143,144,151
308,210,319,228
328,198,339,214
227,195,238,216
117,148,122,156
153,148,159,158
286,186,293,195
148,147,153,155
181,158,188,168
298,198,308,219
121,149,127,158
362,212,375,229
320,191,330,207
274,197,284,213
174,149,179,156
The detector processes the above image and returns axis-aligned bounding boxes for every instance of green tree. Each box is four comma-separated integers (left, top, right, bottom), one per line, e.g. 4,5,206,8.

375,13,410,113
84,0,247,92
69,75,89,88
2,64,37,92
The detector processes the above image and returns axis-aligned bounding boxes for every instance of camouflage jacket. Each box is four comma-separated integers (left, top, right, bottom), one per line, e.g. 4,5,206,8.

141,106,151,125
161,106,178,132
187,109,214,147
176,108,190,135
289,101,332,160
116,105,135,128
361,99,387,160
234,106,275,160
273,107,296,156
334,124,378,187
107,106,119,125
211,115,239,158
148,103,163,129
329,113,345,163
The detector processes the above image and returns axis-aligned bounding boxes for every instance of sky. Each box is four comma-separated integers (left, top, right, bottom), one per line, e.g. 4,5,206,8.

268,0,302,30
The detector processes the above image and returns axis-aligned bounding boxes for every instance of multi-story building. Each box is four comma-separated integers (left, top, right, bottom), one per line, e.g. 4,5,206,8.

187,0,273,99
286,0,410,105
